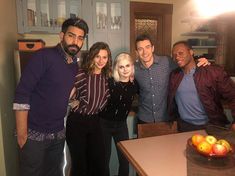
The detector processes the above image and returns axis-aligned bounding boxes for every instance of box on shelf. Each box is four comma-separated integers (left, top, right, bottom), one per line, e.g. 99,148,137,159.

18,39,45,51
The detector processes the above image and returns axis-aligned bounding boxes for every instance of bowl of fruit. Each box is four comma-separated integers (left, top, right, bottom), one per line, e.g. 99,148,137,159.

188,134,234,158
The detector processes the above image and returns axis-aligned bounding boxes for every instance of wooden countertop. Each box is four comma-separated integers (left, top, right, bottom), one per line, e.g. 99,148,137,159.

118,130,207,176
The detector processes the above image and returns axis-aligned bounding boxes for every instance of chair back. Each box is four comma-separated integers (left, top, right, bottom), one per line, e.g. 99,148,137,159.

137,121,177,138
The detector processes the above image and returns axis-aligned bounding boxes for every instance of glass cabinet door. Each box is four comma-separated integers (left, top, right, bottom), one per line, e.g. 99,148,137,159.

53,0,82,28
39,0,51,27
94,1,122,30
25,0,53,32
96,2,107,29
26,0,37,27
53,0,66,27
69,0,81,18
110,3,121,30
17,0,82,33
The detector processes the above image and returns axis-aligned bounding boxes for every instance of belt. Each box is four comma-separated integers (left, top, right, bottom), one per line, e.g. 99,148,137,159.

27,128,65,141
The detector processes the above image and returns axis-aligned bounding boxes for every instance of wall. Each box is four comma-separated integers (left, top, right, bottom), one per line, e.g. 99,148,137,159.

0,0,19,175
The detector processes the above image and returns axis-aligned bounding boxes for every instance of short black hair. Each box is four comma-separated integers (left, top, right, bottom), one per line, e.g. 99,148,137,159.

135,34,153,49
173,40,192,50
61,17,89,36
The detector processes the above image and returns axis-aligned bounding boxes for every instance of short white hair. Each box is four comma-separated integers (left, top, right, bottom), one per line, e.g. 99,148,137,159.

113,52,134,82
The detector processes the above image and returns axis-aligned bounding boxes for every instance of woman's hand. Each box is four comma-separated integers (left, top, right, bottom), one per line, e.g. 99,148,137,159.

69,99,80,112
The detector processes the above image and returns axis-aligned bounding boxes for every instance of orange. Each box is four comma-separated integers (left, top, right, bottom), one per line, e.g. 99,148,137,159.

191,134,205,146
197,141,212,155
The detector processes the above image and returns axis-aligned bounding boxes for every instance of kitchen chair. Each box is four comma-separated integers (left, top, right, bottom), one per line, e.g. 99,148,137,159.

137,121,178,138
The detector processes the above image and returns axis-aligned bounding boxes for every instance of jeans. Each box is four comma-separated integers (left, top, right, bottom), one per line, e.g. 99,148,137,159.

100,118,129,176
19,138,65,176
177,118,206,132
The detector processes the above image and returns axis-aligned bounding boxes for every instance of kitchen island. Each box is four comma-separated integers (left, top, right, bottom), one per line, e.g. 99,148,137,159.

118,130,235,176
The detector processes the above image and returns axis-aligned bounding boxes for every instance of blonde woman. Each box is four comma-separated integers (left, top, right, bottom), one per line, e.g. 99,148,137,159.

100,53,138,176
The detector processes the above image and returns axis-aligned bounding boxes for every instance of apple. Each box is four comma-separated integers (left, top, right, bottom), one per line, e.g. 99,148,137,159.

216,139,231,152
197,141,212,155
191,134,205,146
205,135,217,145
212,143,228,156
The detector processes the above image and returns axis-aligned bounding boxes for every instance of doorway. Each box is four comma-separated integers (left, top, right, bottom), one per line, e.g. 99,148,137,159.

130,2,173,58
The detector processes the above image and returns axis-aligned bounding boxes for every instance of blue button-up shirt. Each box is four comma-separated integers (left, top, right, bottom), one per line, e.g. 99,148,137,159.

135,54,176,122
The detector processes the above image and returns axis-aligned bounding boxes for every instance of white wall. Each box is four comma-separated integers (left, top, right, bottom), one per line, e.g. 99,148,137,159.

0,0,19,175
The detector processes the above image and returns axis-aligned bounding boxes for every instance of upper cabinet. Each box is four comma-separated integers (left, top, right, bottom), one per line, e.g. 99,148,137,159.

16,0,81,34
16,0,130,58
91,0,129,57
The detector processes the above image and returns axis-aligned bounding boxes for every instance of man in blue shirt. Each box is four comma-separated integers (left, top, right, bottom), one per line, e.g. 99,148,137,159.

168,41,235,132
13,18,88,176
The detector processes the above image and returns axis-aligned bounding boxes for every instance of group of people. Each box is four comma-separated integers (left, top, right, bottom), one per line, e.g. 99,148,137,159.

13,17,235,176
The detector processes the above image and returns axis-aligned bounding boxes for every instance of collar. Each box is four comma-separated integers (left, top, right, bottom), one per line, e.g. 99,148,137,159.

56,43,79,64
137,54,159,69
181,67,196,75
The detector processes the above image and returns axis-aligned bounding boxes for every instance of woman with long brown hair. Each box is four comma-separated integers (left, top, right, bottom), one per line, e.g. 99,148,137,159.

66,42,112,176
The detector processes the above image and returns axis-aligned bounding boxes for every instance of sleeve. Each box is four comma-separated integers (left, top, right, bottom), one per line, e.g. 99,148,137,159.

133,79,140,95
74,69,86,101
13,50,48,108
215,66,235,121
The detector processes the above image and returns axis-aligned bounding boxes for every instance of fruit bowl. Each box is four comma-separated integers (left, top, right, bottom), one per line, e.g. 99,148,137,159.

187,138,234,158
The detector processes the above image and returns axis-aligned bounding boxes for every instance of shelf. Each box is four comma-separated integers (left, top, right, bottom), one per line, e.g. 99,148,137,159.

181,17,211,23
181,32,216,36
192,46,217,49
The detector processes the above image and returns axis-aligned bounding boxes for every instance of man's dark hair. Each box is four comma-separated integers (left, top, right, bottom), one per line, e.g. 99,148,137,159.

61,17,89,36
135,34,154,49
173,40,192,50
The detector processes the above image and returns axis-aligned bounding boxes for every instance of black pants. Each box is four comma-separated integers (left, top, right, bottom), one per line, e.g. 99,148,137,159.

66,113,105,176
100,118,129,176
177,118,206,132
19,138,65,176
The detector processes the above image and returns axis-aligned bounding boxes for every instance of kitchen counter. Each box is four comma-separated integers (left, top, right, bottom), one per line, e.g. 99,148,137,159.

118,130,235,176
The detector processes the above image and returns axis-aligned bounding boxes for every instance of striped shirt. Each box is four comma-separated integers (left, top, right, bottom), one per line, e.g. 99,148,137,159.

74,69,110,115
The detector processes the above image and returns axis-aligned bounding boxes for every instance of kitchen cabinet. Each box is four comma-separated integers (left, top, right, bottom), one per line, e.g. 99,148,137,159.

181,31,217,62
16,0,81,34
16,0,130,58
89,0,129,57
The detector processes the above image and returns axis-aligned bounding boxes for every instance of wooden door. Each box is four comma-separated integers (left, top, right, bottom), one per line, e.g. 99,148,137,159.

130,2,173,59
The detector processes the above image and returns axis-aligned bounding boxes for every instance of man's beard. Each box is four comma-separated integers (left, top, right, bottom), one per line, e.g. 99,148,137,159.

61,41,81,57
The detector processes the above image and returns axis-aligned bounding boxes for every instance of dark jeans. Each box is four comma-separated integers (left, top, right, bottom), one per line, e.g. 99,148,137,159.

19,138,65,176
66,113,105,176
100,118,129,176
177,118,206,132
137,119,147,124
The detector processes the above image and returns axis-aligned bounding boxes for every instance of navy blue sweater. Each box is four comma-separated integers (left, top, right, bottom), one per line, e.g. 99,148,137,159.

14,45,78,133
